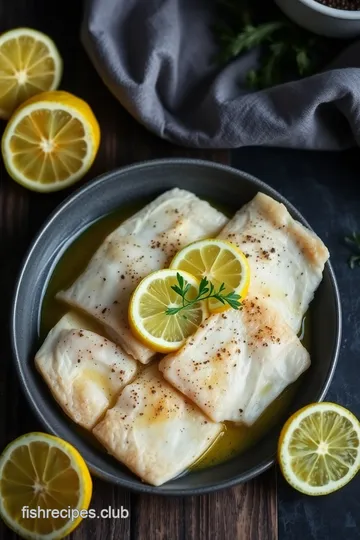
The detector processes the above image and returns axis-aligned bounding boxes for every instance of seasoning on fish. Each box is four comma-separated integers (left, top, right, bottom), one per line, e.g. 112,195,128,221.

57,189,228,364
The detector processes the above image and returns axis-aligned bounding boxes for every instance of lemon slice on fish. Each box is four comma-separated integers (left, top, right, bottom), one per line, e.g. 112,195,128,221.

128,269,209,353
170,239,250,313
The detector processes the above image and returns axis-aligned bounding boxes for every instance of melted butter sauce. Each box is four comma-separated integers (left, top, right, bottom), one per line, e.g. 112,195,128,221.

192,313,310,470
41,202,150,339
41,200,310,471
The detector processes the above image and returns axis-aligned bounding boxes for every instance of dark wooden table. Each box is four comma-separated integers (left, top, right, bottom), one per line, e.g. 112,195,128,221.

0,1,277,539
232,147,360,540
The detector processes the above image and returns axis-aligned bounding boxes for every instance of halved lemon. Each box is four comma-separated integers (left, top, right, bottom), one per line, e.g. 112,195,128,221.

170,239,250,313
2,90,100,192
278,402,360,496
0,28,62,119
129,269,209,353
0,432,92,539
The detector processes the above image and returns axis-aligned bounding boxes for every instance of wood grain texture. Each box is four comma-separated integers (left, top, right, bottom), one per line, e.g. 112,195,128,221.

132,470,277,540
0,1,277,539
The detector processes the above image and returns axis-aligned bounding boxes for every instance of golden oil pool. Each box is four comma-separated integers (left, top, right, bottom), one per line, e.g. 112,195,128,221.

40,200,310,470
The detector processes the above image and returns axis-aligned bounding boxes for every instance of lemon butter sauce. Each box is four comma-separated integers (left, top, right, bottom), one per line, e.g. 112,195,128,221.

41,201,310,471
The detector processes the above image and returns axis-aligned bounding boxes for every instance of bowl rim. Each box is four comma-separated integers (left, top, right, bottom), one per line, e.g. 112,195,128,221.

296,0,360,20
10,157,342,495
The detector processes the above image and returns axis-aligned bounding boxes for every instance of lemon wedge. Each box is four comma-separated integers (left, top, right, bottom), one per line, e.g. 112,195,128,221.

2,90,100,192
0,28,62,119
170,239,250,313
278,402,360,496
128,269,209,353
0,432,92,539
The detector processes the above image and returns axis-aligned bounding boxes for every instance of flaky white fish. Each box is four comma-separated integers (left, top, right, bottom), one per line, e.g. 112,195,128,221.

159,296,310,425
93,365,222,486
57,189,228,364
218,192,329,333
35,312,138,429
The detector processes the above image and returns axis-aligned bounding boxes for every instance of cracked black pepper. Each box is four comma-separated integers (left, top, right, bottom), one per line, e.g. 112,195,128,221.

315,0,360,10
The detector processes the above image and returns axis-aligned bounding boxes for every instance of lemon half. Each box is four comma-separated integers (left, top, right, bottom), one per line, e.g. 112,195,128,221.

2,90,100,192
0,28,62,119
0,432,92,539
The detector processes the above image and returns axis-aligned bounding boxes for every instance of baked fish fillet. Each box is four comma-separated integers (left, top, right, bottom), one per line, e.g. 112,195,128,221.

57,189,228,364
93,365,222,486
218,192,329,333
35,312,138,429
159,296,310,425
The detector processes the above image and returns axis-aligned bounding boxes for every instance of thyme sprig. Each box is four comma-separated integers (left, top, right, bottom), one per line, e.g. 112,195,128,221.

165,273,241,316
214,0,341,89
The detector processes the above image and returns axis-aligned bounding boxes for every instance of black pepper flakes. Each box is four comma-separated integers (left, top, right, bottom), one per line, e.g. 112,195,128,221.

316,0,360,8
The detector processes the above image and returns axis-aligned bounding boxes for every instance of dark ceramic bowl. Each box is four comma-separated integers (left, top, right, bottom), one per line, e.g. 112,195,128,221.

11,159,341,495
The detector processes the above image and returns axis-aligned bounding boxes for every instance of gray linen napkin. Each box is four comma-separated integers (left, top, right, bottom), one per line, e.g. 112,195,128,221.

81,0,360,150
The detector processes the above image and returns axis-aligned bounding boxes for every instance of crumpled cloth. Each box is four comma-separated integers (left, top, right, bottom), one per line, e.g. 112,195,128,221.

81,0,360,149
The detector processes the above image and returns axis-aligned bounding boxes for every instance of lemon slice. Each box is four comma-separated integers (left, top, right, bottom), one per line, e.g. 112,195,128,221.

278,402,360,496
0,28,62,119
0,432,92,539
129,269,209,353
2,90,100,192
170,239,250,313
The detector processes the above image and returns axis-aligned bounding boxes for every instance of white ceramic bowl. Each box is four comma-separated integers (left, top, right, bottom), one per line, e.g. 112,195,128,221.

275,0,360,38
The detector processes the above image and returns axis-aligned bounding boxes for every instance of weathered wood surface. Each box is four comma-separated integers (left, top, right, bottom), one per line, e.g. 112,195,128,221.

0,1,277,538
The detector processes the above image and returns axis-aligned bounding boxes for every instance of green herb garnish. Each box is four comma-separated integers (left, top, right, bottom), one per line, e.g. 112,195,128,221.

215,20,286,65
344,232,360,269
165,273,241,316
213,0,342,89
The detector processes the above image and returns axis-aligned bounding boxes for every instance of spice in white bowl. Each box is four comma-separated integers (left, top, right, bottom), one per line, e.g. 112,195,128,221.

276,0,360,38
315,0,360,10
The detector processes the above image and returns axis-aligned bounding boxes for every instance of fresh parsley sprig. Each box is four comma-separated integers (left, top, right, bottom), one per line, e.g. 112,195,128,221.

344,232,360,269
165,273,241,316
213,0,342,90
215,20,286,66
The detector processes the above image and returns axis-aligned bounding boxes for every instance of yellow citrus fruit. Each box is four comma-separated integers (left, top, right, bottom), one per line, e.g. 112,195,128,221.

278,402,360,496
129,269,209,353
2,90,100,192
0,432,92,539
0,28,62,119
170,238,250,313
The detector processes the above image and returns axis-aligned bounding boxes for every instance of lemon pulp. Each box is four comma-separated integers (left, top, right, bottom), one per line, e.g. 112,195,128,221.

9,108,88,183
129,270,208,352
0,28,62,118
0,433,92,538
2,91,100,192
279,403,360,495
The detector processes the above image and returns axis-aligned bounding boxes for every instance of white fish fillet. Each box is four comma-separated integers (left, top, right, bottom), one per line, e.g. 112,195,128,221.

218,192,329,333
93,365,222,486
57,189,228,364
159,296,310,425
35,312,138,429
